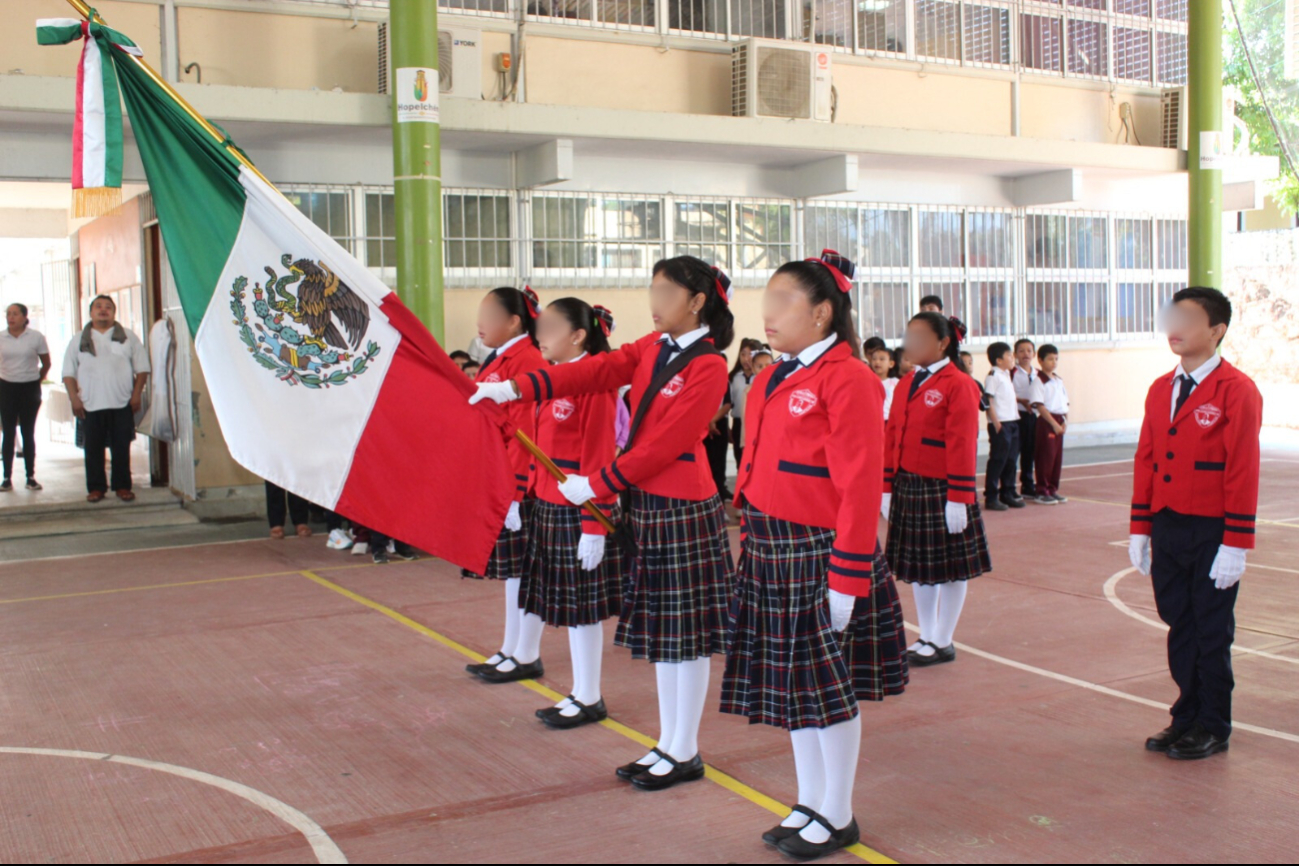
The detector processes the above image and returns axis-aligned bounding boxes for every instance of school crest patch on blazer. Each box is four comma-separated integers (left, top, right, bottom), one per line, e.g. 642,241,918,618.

482,372,501,384
924,388,944,408
661,374,685,397
552,398,576,422
1194,403,1222,429
789,388,818,417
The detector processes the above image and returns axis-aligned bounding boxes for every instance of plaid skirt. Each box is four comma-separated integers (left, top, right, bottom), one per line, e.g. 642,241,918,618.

463,498,535,581
614,489,735,663
886,471,991,585
720,505,906,730
522,500,625,627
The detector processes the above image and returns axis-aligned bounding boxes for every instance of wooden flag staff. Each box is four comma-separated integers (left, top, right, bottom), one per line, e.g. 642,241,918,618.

514,431,617,534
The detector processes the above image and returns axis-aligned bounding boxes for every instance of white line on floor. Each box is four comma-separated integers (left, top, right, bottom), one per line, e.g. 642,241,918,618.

1102,567,1299,666
0,746,347,863
903,624,1299,745
0,535,266,569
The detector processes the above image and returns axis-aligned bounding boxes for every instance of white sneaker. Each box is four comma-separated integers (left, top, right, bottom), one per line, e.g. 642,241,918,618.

351,541,369,556
326,528,354,550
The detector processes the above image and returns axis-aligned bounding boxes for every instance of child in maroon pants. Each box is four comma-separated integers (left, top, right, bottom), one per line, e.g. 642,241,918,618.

1030,344,1070,504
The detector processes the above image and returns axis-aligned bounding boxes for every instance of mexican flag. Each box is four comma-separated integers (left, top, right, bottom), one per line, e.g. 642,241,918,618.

71,21,513,572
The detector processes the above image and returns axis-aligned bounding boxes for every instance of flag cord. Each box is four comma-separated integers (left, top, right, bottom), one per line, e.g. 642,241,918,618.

514,430,617,534
62,0,282,197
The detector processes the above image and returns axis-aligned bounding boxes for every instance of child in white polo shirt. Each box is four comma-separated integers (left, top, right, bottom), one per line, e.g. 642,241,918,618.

983,341,1024,511
1030,344,1071,504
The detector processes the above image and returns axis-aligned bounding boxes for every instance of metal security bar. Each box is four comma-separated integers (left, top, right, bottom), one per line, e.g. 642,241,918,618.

529,191,666,288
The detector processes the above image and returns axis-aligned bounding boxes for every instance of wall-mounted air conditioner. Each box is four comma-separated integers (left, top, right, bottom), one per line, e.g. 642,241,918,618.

732,39,832,123
1160,87,1187,151
378,23,482,100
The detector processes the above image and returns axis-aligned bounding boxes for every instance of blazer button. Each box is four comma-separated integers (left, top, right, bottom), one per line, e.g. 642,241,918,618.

1163,474,1172,482
1169,427,1178,436
745,464,751,472
1153,463,1158,471
1166,451,1174,460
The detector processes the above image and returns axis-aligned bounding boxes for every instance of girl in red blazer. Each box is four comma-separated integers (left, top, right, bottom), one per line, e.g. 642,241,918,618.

472,255,736,791
521,299,625,729
883,312,991,666
723,251,908,860
463,286,549,685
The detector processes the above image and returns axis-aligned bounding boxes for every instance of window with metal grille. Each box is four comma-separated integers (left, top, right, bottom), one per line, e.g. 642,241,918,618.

915,0,961,60
1156,29,1187,84
804,0,855,47
1113,26,1151,82
858,0,907,53
1025,212,1109,338
1021,12,1063,72
964,4,1012,65
284,187,354,254
359,188,514,287
531,193,664,283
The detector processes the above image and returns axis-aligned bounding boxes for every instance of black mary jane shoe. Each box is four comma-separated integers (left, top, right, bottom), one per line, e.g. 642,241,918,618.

1144,724,1187,752
615,747,666,781
763,804,817,846
630,753,705,791
907,640,956,667
476,656,544,684
541,697,608,730
1166,723,1229,761
775,810,860,861
536,695,574,719
465,655,505,678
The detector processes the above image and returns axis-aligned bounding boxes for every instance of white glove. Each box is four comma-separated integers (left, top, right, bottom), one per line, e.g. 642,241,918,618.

558,474,596,507
880,493,892,520
1209,544,1246,590
944,501,968,535
1128,534,1151,576
578,533,606,571
469,381,518,406
828,589,855,632
504,500,522,532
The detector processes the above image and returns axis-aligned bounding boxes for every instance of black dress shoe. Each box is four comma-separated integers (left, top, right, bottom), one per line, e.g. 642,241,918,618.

1166,723,1229,760
630,753,705,790
466,655,504,677
985,498,1009,512
615,747,666,781
908,640,956,666
1144,724,1186,752
476,656,544,684
1003,495,1027,509
775,811,860,861
542,697,608,729
763,804,816,846
536,695,574,719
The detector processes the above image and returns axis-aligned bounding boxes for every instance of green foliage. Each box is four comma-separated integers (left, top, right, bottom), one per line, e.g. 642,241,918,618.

1224,0,1299,215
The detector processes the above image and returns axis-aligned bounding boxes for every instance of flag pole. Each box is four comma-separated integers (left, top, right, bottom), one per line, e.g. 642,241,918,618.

61,0,278,193
514,430,617,534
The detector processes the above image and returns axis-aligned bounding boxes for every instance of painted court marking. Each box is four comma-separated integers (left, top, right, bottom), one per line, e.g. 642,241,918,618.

1103,567,1299,666
298,570,897,866
901,623,1299,746
0,746,347,864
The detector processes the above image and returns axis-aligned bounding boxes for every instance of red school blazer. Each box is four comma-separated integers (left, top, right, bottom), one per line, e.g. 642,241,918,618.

1130,358,1263,549
478,338,548,503
734,341,885,597
884,361,982,505
513,331,729,502
531,359,620,537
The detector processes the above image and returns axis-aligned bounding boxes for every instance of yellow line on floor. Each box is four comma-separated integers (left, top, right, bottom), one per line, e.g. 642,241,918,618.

299,569,897,865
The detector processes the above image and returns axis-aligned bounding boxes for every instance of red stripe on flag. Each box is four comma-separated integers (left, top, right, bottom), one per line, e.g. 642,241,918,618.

334,293,516,575
71,21,89,190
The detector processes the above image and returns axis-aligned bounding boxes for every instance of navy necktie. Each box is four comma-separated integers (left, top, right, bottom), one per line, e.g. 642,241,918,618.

766,358,801,397
653,340,681,377
908,367,932,400
1173,374,1195,418
483,350,497,368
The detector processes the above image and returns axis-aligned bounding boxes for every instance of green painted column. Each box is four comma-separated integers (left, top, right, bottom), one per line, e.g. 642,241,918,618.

389,0,444,341
1187,0,1223,287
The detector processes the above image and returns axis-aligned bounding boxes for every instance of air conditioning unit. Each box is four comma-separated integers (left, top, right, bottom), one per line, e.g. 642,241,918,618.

1160,87,1187,151
732,39,832,122
378,24,482,100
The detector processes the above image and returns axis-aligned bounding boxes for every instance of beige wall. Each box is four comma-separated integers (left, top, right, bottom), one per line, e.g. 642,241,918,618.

9,0,160,77
1019,84,1163,147
189,343,260,489
833,65,1010,136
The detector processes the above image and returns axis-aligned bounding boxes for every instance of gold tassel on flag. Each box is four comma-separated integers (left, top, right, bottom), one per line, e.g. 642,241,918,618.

71,186,122,219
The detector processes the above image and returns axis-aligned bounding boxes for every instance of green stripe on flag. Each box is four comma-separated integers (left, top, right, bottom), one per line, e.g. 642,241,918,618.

112,51,246,335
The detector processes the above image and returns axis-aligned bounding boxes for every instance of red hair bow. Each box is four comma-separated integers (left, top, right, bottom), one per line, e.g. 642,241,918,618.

592,305,614,337
712,266,733,305
806,249,855,294
522,285,541,319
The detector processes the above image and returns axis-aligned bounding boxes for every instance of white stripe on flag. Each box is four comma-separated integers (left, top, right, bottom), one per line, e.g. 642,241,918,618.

80,32,106,189
193,167,402,510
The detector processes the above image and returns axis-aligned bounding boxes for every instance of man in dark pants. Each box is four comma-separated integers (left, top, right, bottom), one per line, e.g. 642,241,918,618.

62,295,150,503
1129,287,1262,761
1011,339,1037,497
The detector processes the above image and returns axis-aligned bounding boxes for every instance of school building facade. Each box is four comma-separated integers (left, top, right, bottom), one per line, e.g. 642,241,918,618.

1,0,1285,496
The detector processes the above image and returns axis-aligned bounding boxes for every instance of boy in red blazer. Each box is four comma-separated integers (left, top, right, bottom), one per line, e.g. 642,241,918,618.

1130,286,1263,761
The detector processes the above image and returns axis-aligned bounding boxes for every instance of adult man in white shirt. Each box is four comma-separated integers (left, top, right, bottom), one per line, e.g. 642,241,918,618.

61,295,150,502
